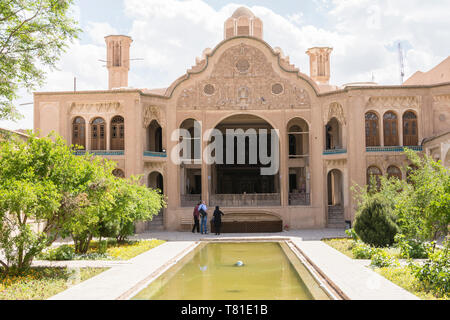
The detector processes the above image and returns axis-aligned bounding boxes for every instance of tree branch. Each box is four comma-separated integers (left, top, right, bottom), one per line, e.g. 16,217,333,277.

0,0,44,55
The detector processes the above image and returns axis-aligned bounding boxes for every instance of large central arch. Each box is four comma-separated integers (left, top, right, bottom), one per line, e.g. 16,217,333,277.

208,114,280,207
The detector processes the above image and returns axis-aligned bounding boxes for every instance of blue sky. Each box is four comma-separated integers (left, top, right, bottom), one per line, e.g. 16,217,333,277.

1,0,449,130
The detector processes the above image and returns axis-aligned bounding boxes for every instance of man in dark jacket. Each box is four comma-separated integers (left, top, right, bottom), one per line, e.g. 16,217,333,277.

192,201,201,233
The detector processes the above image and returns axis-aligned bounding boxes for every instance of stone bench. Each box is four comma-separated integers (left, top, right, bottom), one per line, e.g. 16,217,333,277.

180,218,193,231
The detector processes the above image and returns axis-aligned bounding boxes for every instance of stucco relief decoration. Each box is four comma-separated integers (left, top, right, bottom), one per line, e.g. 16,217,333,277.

326,102,346,125
432,94,450,133
144,162,166,175
69,101,123,114
143,105,165,128
176,43,311,110
366,96,421,110
325,159,347,168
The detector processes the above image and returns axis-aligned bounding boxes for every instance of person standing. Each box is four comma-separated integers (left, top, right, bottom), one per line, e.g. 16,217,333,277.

198,200,208,234
213,206,224,235
192,201,201,233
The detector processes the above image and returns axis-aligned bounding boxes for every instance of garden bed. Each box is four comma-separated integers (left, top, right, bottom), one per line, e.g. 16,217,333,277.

323,238,448,300
0,267,107,300
39,239,166,261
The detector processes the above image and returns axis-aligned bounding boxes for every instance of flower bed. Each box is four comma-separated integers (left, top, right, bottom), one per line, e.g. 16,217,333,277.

0,267,107,300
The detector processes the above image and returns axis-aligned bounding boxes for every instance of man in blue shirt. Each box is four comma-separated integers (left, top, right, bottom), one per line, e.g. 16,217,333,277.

198,201,208,234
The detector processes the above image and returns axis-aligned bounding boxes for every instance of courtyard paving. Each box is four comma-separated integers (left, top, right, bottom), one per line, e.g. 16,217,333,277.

130,228,348,242
45,229,419,300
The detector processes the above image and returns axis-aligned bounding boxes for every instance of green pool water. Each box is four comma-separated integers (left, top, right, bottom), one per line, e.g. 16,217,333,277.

132,242,330,300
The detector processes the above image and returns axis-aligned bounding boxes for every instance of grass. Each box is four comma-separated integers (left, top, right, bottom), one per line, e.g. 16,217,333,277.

98,239,166,260
322,238,355,258
323,238,401,259
374,267,441,300
0,267,107,300
322,238,448,300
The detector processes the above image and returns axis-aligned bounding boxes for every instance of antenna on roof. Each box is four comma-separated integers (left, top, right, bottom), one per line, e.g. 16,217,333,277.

398,42,405,84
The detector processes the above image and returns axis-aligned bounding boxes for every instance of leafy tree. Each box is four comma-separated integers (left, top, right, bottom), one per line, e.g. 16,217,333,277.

100,176,166,243
352,149,450,243
0,0,80,120
0,133,113,271
395,149,450,241
0,179,60,273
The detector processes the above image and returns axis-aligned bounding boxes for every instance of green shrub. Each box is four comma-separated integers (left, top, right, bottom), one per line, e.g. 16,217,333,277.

98,240,108,254
352,242,377,259
370,250,399,268
411,242,450,298
395,234,429,259
42,245,75,261
354,195,400,247
345,228,359,241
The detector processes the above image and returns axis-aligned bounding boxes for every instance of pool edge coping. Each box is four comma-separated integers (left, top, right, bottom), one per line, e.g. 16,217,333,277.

116,241,201,300
125,238,344,301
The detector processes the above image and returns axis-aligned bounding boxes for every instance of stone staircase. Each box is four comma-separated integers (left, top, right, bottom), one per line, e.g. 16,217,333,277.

135,210,165,233
146,211,164,231
327,206,346,229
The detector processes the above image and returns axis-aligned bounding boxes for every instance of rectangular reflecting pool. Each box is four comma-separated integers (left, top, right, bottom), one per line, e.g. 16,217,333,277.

132,242,332,300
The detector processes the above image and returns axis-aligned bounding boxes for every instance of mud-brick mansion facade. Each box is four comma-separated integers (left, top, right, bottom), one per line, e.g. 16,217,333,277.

34,7,450,231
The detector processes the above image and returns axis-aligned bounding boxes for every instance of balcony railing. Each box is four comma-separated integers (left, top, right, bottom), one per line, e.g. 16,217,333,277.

323,149,347,155
366,146,423,153
288,193,310,206
74,150,124,156
180,194,202,207
210,193,281,207
144,151,167,158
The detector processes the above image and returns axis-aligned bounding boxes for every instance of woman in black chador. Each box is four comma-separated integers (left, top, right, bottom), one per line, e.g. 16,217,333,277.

213,206,224,235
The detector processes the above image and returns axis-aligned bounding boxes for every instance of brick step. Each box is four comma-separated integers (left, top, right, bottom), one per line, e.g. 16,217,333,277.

327,224,346,229
328,212,344,216
145,214,164,231
328,215,344,220
328,216,344,220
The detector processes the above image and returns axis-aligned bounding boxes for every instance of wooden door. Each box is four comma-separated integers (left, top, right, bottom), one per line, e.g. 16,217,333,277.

91,118,106,150
365,112,379,146
383,112,399,146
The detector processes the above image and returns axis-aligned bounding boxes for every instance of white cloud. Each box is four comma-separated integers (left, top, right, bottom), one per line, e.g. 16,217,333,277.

287,13,304,25
86,22,118,45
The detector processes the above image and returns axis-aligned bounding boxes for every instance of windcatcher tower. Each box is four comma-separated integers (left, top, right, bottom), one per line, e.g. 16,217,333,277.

306,47,333,84
224,7,263,40
105,35,133,89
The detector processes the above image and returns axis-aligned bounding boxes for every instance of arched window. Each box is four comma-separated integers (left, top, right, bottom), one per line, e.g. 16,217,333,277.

148,172,164,193
325,117,342,150
403,111,418,146
72,117,86,150
387,165,402,180
111,116,125,150
287,118,309,158
180,119,201,161
383,112,399,146
90,117,106,150
365,112,380,147
367,166,382,190
147,120,162,152
112,168,125,178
